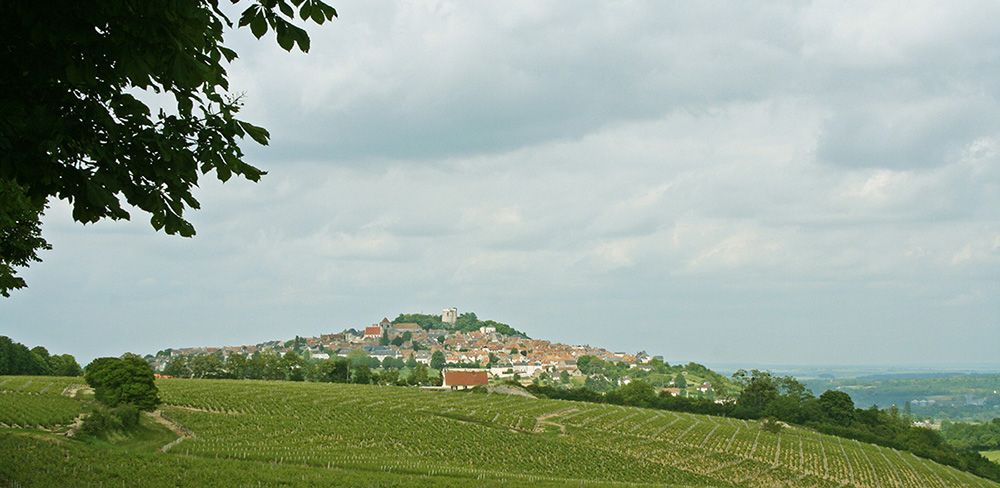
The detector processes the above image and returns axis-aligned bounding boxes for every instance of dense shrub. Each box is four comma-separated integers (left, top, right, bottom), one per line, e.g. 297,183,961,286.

80,404,140,437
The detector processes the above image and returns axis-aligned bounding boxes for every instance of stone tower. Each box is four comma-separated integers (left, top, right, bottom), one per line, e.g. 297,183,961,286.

441,307,458,325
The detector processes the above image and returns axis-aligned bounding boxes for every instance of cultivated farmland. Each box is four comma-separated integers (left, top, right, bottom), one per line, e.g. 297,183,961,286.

1,376,997,487
0,376,85,429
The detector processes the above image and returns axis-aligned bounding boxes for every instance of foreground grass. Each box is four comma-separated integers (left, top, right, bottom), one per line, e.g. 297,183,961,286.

0,432,595,488
1,376,998,487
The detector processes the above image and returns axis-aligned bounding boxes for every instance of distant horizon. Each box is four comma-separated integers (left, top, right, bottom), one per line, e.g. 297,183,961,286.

705,362,1000,375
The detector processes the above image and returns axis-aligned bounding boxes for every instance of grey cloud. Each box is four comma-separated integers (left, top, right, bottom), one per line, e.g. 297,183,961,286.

816,96,998,168
3,1,999,366
228,1,809,163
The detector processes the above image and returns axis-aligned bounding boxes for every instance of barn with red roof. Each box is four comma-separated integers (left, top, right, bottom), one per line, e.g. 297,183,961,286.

442,369,488,390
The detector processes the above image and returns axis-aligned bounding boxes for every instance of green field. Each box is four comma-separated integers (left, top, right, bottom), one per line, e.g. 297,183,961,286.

1,376,997,487
985,451,1000,463
0,376,86,429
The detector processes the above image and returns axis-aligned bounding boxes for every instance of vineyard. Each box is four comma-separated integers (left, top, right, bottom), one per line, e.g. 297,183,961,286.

0,376,85,429
1,376,998,487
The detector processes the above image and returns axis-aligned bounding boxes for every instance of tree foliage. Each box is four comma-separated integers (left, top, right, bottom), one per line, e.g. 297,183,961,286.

0,0,337,296
818,390,856,425
0,336,81,376
80,404,140,438
430,350,446,370
84,354,161,411
392,312,529,338
942,418,1000,451
0,180,49,297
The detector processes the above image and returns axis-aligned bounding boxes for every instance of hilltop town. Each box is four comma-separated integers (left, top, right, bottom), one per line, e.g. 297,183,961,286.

147,308,733,397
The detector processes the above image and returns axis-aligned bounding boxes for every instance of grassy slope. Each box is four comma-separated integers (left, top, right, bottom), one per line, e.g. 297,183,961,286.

984,451,1000,463
1,376,997,487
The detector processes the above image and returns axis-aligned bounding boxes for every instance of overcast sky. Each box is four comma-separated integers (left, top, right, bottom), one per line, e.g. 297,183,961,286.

3,1,999,367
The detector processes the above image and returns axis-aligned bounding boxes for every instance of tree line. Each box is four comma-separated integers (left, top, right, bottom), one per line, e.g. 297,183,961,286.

0,336,82,376
574,355,734,397
391,312,529,338
528,369,1000,483
162,349,448,387
941,418,1000,451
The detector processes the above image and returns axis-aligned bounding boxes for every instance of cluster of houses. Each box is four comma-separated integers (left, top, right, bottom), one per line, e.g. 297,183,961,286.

150,309,703,392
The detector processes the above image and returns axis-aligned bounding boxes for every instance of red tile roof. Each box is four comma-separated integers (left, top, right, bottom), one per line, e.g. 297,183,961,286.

443,369,488,387
364,326,382,336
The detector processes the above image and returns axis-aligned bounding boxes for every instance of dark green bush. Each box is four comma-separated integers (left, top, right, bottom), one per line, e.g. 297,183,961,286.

80,404,141,437
113,404,140,429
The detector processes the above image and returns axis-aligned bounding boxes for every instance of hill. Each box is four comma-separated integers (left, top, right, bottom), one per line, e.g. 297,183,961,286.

146,310,739,397
2,376,997,487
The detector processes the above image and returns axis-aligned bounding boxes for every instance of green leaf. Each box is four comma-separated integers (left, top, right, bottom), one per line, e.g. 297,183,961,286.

278,0,294,18
177,96,193,115
237,120,270,146
275,23,295,51
294,27,310,52
216,163,233,182
219,47,238,62
238,7,256,27
322,3,338,19
150,213,165,231
250,14,268,39
311,7,325,25
299,3,312,21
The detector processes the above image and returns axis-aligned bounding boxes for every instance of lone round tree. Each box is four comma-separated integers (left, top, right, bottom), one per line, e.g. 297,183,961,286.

84,354,161,411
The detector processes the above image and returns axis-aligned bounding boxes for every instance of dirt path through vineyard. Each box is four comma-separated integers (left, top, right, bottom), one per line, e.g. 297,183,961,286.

148,411,194,452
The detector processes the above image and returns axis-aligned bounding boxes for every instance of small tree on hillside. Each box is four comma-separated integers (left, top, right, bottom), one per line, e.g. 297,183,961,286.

430,351,446,370
411,363,429,386
818,390,856,426
84,354,160,411
732,370,779,418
